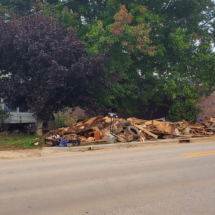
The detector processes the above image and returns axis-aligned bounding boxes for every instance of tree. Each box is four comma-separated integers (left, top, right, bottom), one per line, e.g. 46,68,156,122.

0,14,120,135
0,0,35,14
58,0,215,120
83,5,157,112
2,0,215,121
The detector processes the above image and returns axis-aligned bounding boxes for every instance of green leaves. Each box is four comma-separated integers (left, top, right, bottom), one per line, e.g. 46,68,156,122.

167,99,202,122
2,0,215,117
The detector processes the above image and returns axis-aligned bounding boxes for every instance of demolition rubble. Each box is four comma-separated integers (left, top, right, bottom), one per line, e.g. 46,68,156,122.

44,116,215,147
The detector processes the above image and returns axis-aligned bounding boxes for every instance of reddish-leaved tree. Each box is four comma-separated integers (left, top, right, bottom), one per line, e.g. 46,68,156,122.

0,15,120,135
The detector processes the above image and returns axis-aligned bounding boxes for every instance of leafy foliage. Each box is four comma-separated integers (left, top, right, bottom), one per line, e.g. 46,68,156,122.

167,99,202,122
0,105,10,131
46,0,215,114
0,0,34,14
0,14,121,124
82,4,157,112
1,0,215,118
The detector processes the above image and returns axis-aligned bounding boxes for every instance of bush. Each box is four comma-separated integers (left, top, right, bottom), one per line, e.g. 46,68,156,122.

0,105,10,132
167,99,202,123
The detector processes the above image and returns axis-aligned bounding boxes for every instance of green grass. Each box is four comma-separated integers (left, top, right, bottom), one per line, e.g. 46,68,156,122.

0,116,88,150
55,116,68,128
54,116,87,128
0,134,44,150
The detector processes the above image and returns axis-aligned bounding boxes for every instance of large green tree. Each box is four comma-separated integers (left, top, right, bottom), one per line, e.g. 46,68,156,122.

2,0,215,120
75,0,215,120
56,0,215,119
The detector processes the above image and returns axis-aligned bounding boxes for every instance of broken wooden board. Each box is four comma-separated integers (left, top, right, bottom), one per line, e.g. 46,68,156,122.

208,117,215,122
102,116,113,124
84,116,103,126
173,128,180,136
91,126,100,131
152,120,175,134
201,122,211,128
189,124,203,129
144,121,153,126
139,133,145,142
58,127,70,132
125,134,134,142
127,118,146,125
31,131,51,146
111,133,126,142
134,125,158,139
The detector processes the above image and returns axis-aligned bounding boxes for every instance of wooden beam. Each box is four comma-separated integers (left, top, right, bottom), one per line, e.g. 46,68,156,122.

134,125,158,139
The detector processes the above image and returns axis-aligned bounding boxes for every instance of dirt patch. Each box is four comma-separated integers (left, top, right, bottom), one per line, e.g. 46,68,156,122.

0,144,28,151
0,149,43,160
0,138,19,142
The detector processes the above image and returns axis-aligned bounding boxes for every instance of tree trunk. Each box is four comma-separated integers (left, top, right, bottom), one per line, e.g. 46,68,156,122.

36,118,43,136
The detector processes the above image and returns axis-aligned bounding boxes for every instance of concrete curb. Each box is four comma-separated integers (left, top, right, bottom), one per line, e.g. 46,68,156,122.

42,136,215,152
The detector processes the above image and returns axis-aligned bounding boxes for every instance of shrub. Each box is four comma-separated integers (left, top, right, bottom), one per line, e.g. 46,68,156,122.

167,99,202,123
0,105,10,132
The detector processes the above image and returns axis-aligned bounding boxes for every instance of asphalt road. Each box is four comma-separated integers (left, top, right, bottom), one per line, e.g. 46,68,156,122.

0,142,215,215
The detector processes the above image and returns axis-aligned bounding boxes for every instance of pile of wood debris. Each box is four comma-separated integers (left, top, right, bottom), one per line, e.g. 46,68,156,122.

45,116,215,146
